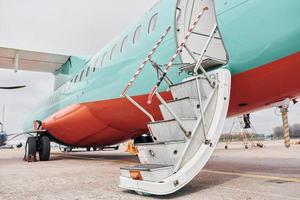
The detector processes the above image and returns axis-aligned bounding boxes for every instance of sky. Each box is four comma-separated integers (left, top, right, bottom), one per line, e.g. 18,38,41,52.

0,0,300,142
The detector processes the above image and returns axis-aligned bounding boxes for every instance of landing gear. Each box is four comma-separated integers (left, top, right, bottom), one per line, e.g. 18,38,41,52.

38,136,51,161
87,147,91,151
24,137,37,162
24,134,51,162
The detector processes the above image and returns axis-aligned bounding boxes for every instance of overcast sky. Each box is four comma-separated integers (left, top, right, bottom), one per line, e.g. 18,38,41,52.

0,0,299,143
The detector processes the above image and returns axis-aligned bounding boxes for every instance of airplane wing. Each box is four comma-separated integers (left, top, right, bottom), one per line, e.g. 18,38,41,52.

0,47,70,73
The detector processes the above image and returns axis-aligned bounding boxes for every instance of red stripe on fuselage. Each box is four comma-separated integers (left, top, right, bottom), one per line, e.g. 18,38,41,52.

43,52,300,146
229,52,300,116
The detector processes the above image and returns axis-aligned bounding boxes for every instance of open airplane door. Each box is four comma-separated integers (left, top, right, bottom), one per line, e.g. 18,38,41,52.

119,68,231,195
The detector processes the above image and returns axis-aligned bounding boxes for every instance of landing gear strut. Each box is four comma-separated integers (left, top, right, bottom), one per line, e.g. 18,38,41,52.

24,133,51,162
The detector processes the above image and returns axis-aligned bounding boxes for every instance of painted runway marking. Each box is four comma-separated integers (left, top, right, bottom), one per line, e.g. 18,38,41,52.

52,153,138,165
202,169,300,183
53,153,300,184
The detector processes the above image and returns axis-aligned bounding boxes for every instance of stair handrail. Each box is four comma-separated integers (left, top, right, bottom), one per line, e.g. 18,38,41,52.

147,7,209,104
120,26,172,97
193,24,217,85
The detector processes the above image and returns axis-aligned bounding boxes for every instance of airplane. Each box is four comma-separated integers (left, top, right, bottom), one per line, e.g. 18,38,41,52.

0,105,24,148
0,123,8,147
0,0,299,196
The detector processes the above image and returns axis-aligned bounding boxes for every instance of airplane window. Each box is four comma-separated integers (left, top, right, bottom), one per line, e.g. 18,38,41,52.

93,57,100,72
148,13,158,33
101,52,107,67
74,75,78,83
86,67,90,77
133,25,142,44
110,45,117,60
120,36,128,53
79,70,84,81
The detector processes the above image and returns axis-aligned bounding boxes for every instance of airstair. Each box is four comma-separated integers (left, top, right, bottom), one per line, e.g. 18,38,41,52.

119,8,231,195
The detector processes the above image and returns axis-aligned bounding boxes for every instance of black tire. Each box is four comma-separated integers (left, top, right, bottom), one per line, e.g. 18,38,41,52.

25,137,36,158
93,147,97,151
87,147,91,151
38,136,50,161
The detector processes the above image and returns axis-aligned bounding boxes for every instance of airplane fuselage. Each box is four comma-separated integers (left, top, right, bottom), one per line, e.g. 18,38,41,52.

24,0,300,147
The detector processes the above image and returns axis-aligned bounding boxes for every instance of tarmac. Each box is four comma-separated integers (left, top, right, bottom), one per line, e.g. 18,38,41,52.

0,140,299,200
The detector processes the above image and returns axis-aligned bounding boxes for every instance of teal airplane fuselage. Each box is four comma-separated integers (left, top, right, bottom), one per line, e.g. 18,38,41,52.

24,0,300,146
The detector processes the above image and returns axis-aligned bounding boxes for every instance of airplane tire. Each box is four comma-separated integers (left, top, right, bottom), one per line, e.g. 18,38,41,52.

87,147,91,151
25,137,36,158
38,136,50,161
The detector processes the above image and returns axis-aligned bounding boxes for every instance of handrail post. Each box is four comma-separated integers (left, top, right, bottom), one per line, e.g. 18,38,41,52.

193,24,217,86
147,7,209,104
125,95,155,122
155,92,191,137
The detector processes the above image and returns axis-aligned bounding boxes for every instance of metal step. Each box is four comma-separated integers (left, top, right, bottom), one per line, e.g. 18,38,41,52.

159,97,205,120
170,76,212,100
148,118,196,142
135,140,186,166
120,164,173,182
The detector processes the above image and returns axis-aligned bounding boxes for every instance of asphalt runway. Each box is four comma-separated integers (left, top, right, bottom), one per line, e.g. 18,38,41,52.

0,140,299,200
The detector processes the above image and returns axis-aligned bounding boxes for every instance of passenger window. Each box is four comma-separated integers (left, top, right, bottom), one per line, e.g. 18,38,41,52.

74,75,78,83
101,52,107,67
93,57,99,72
120,36,128,53
133,25,142,44
110,45,117,60
79,70,85,81
148,13,158,33
86,67,90,77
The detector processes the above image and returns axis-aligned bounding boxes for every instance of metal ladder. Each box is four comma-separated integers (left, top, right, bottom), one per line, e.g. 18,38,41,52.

119,7,231,196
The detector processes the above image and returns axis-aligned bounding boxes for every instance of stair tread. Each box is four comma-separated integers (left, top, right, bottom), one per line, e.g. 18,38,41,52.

148,117,197,125
164,97,199,104
121,164,173,171
169,76,205,88
134,140,185,146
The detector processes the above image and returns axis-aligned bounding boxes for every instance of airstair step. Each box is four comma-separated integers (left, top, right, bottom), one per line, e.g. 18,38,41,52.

119,64,231,196
148,118,196,142
170,76,212,100
120,164,173,182
159,97,205,120
135,140,186,166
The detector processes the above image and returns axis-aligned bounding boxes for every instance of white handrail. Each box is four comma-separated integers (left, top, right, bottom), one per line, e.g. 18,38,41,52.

147,7,209,104
125,95,155,122
193,24,217,86
155,92,191,137
173,87,217,173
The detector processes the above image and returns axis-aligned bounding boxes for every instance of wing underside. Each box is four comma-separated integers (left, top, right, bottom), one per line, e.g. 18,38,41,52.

0,47,70,73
